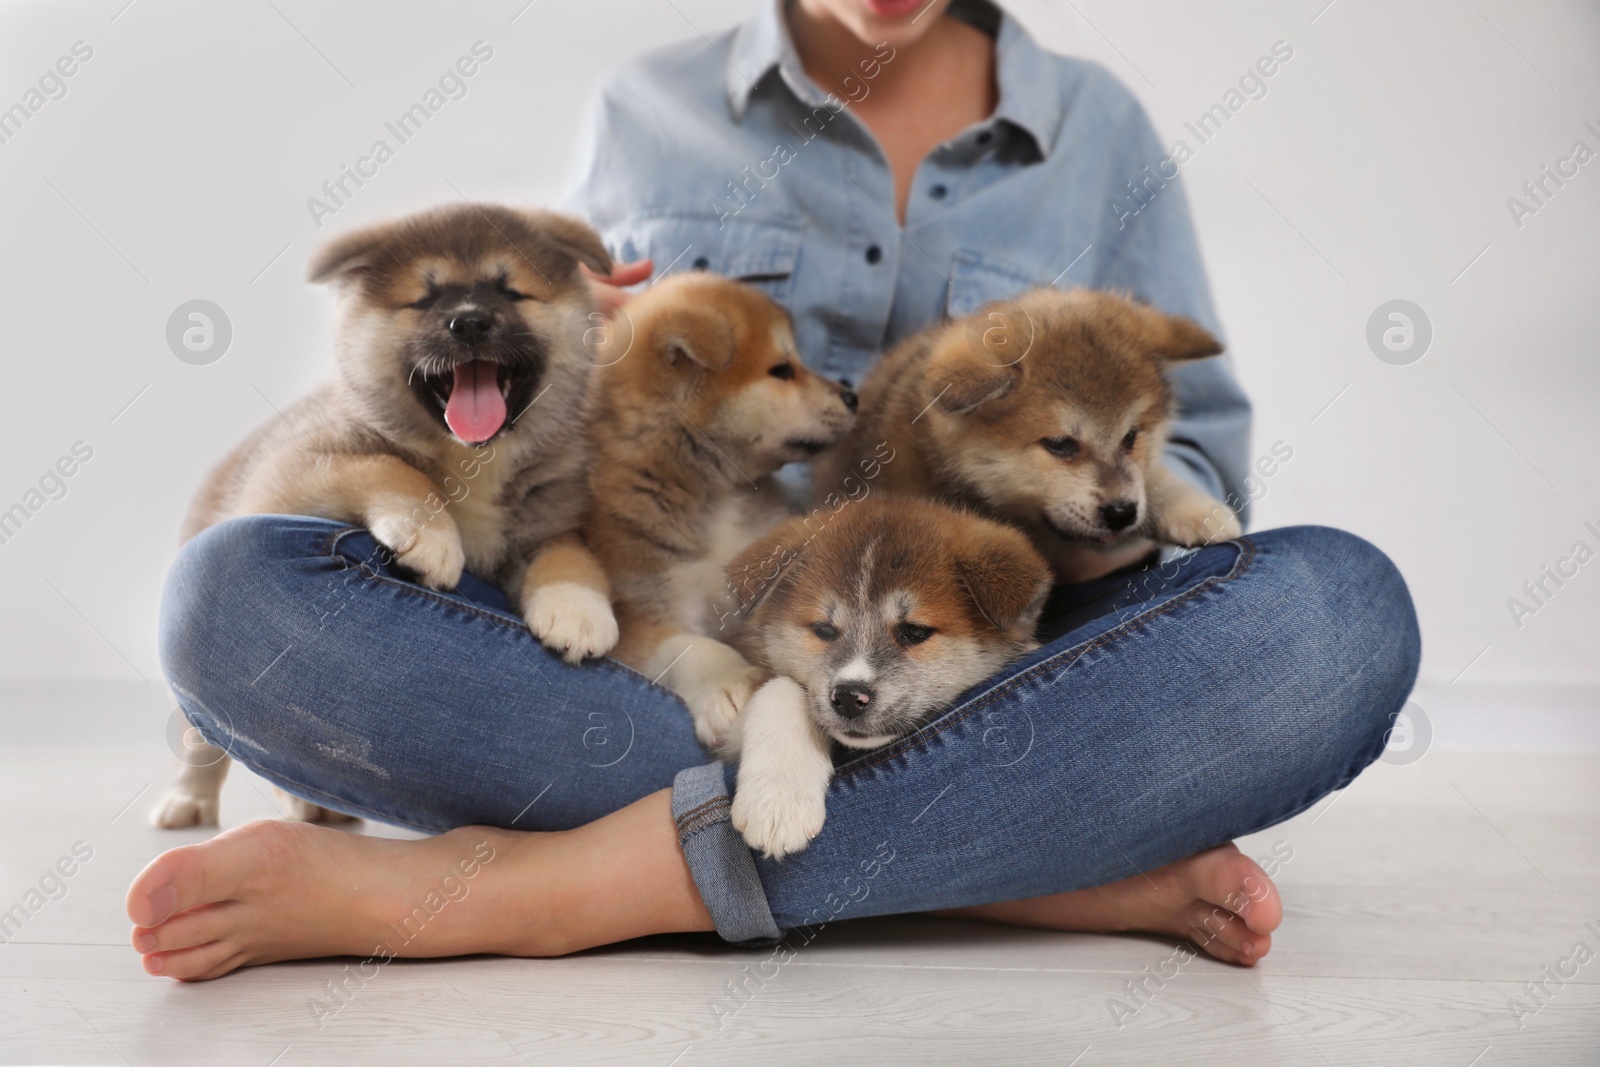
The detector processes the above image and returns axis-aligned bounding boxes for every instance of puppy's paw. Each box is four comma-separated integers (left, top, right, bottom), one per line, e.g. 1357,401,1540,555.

729,678,833,860
731,775,826,861
151,787,219,829
1156,492,1240,547
526,582,619,663
277,789,359,824
369,513,466,590
685,665,765,751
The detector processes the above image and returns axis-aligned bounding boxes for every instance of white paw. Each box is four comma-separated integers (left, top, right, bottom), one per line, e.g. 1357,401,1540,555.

526,582,619,663
277,789,359,824
370,513,465,590
152,787,219,829
729,678,833,860
685,665,764,752
731,773,827,860
1157,494,1241,547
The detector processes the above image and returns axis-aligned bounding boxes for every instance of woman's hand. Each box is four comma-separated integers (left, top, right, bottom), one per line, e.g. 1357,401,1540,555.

580,259,653,319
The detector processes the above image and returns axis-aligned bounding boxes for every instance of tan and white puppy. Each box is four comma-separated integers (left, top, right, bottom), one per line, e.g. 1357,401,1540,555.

816,287,1241,582
584,272,857,749
723,493,1051,858
155,204,619,828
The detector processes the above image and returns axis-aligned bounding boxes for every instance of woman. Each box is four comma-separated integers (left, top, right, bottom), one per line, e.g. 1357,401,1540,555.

125,0,1419,981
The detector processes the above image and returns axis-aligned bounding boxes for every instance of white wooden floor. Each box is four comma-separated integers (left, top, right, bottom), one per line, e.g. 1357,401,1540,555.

2,687,1597,1065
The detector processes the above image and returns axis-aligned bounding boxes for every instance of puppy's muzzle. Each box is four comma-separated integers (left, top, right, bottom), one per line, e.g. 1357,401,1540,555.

1100,500,1138,532
448,310,493,346
830,682,874,720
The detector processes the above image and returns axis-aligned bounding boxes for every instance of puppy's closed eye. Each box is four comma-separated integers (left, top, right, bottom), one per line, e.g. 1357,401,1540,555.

895,622,935,645
495,274,530,302
406,285,442,310
1041,436,1079,459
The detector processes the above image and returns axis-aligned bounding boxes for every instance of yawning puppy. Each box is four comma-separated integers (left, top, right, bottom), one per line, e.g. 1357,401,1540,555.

816,287,1241,581
155,204,619,829
723,494,1051,858
584,272,857,748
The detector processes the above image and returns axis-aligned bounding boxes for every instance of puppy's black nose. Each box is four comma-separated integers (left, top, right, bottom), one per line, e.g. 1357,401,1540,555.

830,682,874,719
1100,501,1138,532
840,388,859,412
448,311,493,346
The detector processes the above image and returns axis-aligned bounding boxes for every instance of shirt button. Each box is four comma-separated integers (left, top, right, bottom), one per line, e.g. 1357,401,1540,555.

865,245,883,265
692,256,710,270
929,184,948,200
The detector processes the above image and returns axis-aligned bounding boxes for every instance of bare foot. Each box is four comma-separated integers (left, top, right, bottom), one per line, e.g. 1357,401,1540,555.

936,843,1283,966
126,791,712,981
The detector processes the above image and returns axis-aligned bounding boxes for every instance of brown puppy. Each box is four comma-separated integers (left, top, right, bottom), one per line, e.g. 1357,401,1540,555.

816,287,1241,581
584,272,857,748
722,493,1051,858
155,204,619,829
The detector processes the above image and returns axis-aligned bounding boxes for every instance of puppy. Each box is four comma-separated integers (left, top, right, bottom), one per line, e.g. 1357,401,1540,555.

155,204,619,828
816,287,1242,582
721,493,1051,858
584,272,857,748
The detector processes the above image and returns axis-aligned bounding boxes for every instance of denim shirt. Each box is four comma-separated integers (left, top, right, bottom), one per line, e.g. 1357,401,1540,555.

561,0,1252,517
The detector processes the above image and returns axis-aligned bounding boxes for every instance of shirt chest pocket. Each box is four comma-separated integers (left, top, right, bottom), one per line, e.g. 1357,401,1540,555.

610,214,806,302
945,251,1048,319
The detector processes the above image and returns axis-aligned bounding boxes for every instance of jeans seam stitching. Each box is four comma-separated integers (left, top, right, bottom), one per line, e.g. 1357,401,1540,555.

678,799,732,841
837,537,1258,780
675,796,728,828
325,525,541,633
321,526,693,697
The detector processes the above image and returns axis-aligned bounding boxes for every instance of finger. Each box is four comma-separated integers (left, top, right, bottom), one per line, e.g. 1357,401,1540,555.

606,258,653,286
580,259,653,286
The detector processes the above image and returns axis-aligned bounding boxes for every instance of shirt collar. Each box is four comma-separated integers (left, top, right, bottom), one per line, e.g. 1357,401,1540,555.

725,0,799,116
988,6,1062,157
725,0,1064,159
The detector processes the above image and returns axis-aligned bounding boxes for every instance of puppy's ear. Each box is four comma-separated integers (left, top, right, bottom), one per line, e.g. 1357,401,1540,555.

654,306,736,371
307,222,390,285
724,517,812,622
523,210,613,277
923,327,1023,415
1135,305,1224,363
951,518,1052,638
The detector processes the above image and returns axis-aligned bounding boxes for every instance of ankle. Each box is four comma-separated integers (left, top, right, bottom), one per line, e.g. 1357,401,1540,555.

502,792,715,956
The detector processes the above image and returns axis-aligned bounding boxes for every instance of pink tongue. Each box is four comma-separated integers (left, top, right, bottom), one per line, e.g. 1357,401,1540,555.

444,361,507,443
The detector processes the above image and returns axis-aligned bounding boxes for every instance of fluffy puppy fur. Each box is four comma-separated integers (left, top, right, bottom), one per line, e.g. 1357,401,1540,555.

816,287,1242,581
584,272,857,748
155,204,619,829
720,493,1051,858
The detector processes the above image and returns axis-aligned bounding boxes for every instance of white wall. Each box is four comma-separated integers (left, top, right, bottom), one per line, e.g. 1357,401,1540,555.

1,0,1595,746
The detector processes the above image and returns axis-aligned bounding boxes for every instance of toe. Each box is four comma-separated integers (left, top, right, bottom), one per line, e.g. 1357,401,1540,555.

133,900,241,954
1179,900,1261,964
126,847,197,927
146,939,249,981
1185,844,1283,936
126,820,290,926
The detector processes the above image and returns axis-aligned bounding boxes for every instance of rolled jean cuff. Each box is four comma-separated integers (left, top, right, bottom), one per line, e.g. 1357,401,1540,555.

671,762,781,946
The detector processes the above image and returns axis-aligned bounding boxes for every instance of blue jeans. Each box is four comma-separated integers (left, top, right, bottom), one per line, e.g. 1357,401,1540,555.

160,517,1420,945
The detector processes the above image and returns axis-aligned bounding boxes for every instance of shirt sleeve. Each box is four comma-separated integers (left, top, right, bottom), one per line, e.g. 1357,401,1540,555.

1093,98,1254,526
